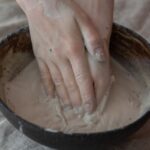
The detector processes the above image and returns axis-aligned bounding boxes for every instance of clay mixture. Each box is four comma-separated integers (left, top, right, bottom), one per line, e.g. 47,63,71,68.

4,59,146,133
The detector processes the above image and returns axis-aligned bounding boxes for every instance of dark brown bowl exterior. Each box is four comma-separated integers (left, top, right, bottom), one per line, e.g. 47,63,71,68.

0,100,150,150
0,24,150,150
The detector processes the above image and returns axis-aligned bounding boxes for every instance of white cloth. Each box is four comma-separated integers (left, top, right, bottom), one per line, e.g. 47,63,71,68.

0,0,150,149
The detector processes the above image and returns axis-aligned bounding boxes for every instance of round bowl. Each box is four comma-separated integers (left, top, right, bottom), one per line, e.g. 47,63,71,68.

0,24,150,150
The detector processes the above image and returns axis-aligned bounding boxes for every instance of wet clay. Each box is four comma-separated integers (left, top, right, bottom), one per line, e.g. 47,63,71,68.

4,59,145,133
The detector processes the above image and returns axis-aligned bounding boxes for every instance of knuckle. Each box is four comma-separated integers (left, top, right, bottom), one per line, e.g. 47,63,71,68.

75,72,89,83
68,47,79,57
78,81,94,101
75,73,83,81
70,52,82,62
66,81,76,93
52,48,67,62
69,48,79,57
53,76,63,87
83,93,93,103
88,36,101,49
65,42,82,58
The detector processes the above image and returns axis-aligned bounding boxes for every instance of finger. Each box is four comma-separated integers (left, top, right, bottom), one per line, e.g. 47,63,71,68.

55,16,96,113
37,58,55,98
95,79,110,111
29,24,55,98
95,76,113,114
68,46,96,114
76,13,108,62
47,61,72,109
88,53,112,113
57,58,82,109
67,1,107,62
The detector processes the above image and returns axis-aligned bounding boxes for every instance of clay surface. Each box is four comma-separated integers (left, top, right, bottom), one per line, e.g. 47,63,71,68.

4,58,147,133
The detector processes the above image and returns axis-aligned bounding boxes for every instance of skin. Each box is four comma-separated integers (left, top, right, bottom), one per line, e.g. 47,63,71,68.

16,0,114,114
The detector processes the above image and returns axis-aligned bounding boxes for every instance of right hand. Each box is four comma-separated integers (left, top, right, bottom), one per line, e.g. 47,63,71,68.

16,0,112,113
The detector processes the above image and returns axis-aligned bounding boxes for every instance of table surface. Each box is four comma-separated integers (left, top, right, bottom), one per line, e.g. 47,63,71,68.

0,0,150,149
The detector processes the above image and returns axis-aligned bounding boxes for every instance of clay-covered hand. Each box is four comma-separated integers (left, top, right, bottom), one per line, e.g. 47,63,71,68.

75,0,114,111
16,0,114,113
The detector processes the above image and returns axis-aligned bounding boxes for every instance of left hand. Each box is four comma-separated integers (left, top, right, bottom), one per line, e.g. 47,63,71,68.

75,0,114,107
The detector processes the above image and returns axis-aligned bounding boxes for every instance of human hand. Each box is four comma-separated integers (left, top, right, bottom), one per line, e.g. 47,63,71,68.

16,0,114,113
75,0,114,110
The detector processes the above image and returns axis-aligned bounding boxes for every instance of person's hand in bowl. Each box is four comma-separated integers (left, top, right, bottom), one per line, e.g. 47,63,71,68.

16,0,114,114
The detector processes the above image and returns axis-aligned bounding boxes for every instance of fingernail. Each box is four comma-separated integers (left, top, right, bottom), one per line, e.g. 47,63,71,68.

84,103,93,114
94,48,106,62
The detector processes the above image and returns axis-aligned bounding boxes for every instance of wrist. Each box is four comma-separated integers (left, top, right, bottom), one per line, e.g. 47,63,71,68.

16,0,39,12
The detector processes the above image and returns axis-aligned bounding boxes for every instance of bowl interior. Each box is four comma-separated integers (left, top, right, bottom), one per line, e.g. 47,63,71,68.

0,24,150,132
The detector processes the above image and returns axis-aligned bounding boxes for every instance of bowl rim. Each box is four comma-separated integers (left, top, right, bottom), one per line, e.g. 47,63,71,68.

0,23,150,136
